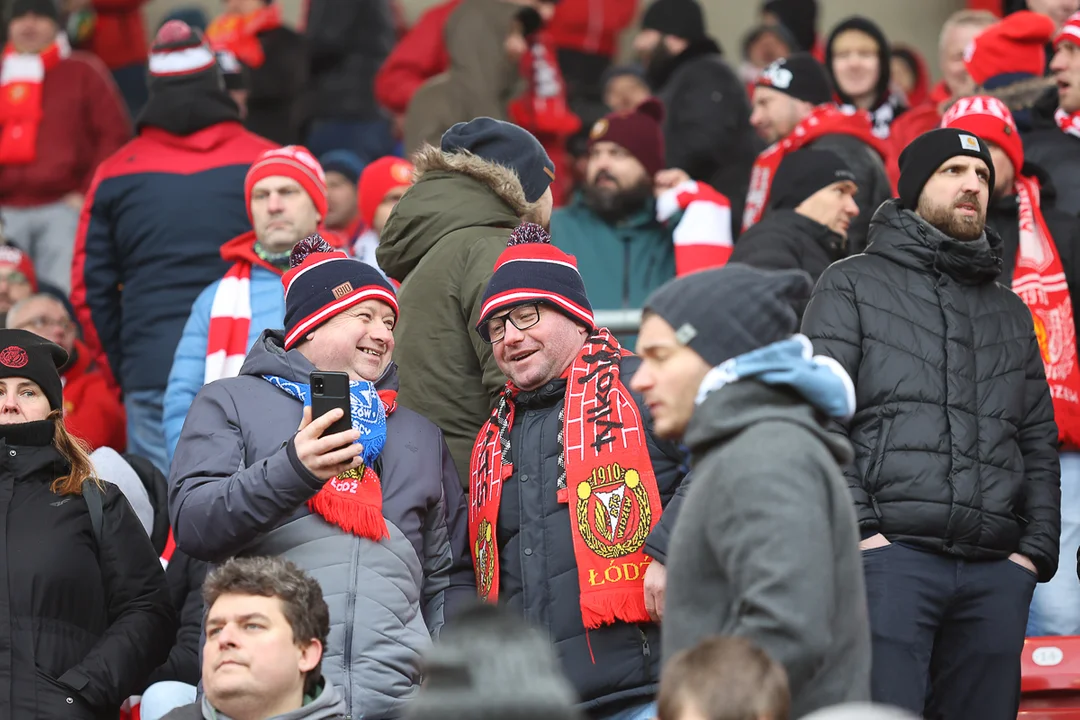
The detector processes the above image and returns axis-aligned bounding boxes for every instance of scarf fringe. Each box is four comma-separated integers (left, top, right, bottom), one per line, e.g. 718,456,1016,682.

580,590,650,630
307,484,389,541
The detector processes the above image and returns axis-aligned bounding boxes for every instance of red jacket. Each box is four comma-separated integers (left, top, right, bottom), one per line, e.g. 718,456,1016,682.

547,0,640,57
374,0,460,116
63,340,126,452
0,52,130,207
888,99,947,180
89,0,149,70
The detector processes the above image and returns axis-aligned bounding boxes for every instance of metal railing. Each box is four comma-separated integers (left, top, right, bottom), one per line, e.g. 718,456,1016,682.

594,309,643,335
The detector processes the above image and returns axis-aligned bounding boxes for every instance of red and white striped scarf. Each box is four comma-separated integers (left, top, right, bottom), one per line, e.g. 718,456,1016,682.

1055,107,1080,139
655,180,733,275
205,231,280,383
0,33,70,164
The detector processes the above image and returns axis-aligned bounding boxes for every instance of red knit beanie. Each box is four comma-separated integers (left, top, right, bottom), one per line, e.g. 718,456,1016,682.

964,10,1055,86
587,98,666,178
244,146,328,223
941,95,1024,177
358,157,414,229
1056,12,1080,49
0,246,37,292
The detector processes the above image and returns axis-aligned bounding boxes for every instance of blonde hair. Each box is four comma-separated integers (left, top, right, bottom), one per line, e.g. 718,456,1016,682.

47,410,104,496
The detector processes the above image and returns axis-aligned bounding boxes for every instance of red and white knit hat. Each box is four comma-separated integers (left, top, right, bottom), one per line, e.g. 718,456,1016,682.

1057,12,1080,48
0,246,37,292
358,157,414,228
244,146,329,222
148,20,218,78
964,10,1055,86
281,236,398,350
941,95,1024,175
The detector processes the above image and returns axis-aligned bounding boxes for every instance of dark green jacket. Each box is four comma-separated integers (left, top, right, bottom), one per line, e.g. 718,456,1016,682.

378,146,536,485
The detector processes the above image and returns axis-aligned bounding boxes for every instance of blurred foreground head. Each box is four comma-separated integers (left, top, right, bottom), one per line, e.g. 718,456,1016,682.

404,603,585,720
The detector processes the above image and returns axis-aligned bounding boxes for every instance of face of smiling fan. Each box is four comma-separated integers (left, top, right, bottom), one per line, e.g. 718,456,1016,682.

298,299,396,382
491,303,588,391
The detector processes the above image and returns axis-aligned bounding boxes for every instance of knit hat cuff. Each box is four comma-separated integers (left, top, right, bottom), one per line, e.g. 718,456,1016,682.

245,146,329,222
479,287,595,330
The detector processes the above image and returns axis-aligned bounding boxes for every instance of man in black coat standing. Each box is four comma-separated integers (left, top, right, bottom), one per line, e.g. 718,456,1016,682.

802,128,1060,720
729,148,858,300
632,0,761,237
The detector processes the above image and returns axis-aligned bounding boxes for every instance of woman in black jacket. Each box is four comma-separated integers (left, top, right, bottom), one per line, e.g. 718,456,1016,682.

0,329,176,718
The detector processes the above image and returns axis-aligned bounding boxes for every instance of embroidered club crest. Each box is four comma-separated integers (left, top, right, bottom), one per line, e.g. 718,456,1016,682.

0,346,28,369
474,518,495,599
575,463,652,559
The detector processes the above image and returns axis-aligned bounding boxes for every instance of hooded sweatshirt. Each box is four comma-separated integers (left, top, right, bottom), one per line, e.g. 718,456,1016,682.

663,337,870,719
161,678,348,719
826,16,906,139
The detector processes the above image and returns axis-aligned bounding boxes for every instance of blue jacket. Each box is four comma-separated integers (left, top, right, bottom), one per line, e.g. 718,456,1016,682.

72,122,277,394
163,264,286,463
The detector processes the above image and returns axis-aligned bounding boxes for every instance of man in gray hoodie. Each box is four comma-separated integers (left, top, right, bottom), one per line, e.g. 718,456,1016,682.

629,263,871,718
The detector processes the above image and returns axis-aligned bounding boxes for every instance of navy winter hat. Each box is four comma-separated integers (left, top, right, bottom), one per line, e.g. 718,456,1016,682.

0,329,67,411
898,128,995,210
282,236,398,350
477,224,593,341
641,0,707,41
320,150,365,186
441,118,555,204
643,263,811,368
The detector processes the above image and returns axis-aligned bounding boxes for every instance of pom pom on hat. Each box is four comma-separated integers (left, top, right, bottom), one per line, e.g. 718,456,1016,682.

507,222,552,247
289,233,336,269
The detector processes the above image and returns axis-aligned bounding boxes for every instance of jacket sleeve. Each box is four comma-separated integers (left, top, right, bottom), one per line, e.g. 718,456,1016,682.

708,466,837,707
163,285,215,465
71,169,123,388
666,65,751,182
63,373,126,451
247,31,309,103
81,58,132,193
800,265,877,530
460,237,510,407
1016,326,1062,582
728,224,802,272
169,384,325,562
61,484,176,709
146,550,206,687
419,438,476,636
374,5,450,115
811,136,890,255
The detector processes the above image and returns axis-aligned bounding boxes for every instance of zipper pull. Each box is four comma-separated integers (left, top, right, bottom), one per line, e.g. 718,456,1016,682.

640,629,651,657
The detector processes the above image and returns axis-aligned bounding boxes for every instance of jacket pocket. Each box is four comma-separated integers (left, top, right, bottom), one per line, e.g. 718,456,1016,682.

34,667,97,719
864,413,894,516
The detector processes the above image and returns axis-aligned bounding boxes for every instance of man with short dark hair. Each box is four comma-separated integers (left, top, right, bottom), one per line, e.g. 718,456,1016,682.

801,128,1061,719
657,636,791,720
320,150,365,244
729,148,858,293
161,556,346,720
468,222,690,720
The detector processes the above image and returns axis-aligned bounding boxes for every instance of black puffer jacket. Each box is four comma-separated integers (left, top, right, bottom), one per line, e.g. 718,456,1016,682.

495,355,689,716
1022,87,1080,216
0,420,176,718
801,201,1061,581
728,209,845,301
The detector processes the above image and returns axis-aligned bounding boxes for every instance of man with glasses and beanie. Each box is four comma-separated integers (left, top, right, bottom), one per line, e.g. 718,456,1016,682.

468,222,690,720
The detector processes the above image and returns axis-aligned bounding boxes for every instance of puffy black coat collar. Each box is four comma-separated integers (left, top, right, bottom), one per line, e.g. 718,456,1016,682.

0,420,67,481
865,200,1003,286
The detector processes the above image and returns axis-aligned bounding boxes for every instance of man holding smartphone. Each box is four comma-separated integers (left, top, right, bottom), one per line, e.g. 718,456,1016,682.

169,236,474,720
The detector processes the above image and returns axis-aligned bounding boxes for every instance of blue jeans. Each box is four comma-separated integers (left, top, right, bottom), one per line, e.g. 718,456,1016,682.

125,388,169,476
305,119,398,164
110,63,149,122
1027,451,1080,636
140,681,198,720
598,702,656,720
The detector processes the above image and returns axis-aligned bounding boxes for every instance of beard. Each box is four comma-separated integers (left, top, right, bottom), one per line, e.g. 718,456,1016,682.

916,192,986,242
582,174,654,224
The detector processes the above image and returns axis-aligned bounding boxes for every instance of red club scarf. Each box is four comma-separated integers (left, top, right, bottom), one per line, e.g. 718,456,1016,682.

206,3,283,69
1012,176,1080,446
742,105,887,232
0,34,70,165
470,329,663,629
310,390,397,541
205,232,282,383
1055,107,1080,139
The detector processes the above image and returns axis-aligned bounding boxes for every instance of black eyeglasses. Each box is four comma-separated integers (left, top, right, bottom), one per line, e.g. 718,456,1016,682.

478,303,542,344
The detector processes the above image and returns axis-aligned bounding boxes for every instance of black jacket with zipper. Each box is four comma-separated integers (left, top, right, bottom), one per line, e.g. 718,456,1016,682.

495,355,690,716
801,200,1061,581
0,420,175,718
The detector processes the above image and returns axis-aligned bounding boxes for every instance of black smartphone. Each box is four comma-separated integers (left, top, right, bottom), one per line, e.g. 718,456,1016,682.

310,371,352,438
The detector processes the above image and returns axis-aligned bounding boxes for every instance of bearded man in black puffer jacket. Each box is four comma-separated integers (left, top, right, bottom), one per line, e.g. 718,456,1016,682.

802,128,1060,720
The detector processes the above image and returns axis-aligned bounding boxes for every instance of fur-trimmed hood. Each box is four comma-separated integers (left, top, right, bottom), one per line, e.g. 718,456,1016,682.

377,145,542,281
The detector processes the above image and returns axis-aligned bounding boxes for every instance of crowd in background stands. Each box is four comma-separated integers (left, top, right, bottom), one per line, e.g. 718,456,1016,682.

1,0,1080,718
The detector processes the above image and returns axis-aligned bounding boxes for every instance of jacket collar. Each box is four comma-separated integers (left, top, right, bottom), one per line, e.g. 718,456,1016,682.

646,37,723,90
865,200,1003,285
0,419,67,481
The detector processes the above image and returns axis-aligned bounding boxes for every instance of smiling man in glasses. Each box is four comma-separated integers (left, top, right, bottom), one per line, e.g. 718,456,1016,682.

468,222,690,720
